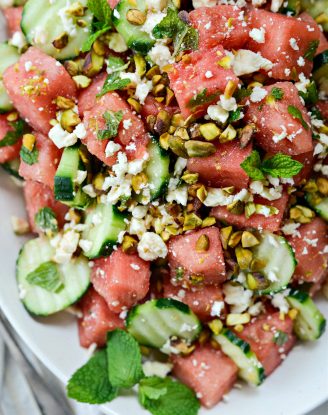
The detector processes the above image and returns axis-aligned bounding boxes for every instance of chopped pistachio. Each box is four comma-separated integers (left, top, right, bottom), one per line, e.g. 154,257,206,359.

250,258,266,272
152,74,162,86
146,65,160,79
195,234,210,252
65,60,81,77
171,113,185,127
199,123,221,141
126,8,146,25
174,127,189,141
226,313,250,326
122,234,138,254
239,124,255,148
246,273,259,290
83,51,104,77
166,88,175,106
153,83,166,96
187,183,202,198
93,173,105,191
317,177,328,196
241,231,260,248
208,319,223,336
183,213,202,231
201,216,216,228
198,330,210,346
60,109,81,133
6,112,18,122
289,205,315,224
196,185,207,202
234,324,244,333
131,172,148,193
93,39,106,56
154,110,171,135
127,97,141,113
220,226,233,250
247,272,269,290
181,171,199,184
159,132,171,150
189,274,205,285
245,202,256,218
227,200,244,215
217,56,231,69
54,96,75,110
189,123,201,139
224,80,238,99
235,246,253,270
66,1,85,16
168,136,188,158
288,308,298,320
134,54,146,77
52,33,69,50
11,216,30,235
185,140,216,157
220,124,237,143
146,115,156,131
72,75,91,89
222,186,235,195
303,179,317,193
22,133,36,152
228,231,243,248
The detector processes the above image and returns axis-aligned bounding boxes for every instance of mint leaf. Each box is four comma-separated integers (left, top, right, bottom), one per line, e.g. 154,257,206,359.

152,7,198,56
35,207,58,234
107,329,144,389
298,81,318,106
187,88,220,109
98,110,123,140
26,261,63,293
0,119,28,148
87,0,112,24
261,153,303,178
304,39,319,61
67,349,118,404
139,376,200,415
228,107,243,122
81,24,110,52
287,105,309,130
20,145,39,165
270,87,284,101
98,56,130,97
273,330,289,346
235,87,251,102
240,150,265,180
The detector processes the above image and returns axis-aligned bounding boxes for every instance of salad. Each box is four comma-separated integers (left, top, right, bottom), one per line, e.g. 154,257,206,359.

0,0,327,413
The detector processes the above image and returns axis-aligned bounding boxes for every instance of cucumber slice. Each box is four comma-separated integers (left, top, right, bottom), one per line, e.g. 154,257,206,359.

287,289,326,341
1,157,22,179
145,136,170,200
214,329,265,386
17,237,90,316
249,232,296,295
54,145,90,209
313,50,328,96
0,43,20,113
21,0,92,60
112,0,155,54
306,192,328,222
81,203,127,259
126,298,202,350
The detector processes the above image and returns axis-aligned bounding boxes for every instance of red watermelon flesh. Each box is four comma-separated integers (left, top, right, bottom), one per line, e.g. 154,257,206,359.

3,47,77,135
168,46,239,119
3,6,23,37
78,287,124,348
317,101,328,121
244,82,313,155
247,9,321,80
299,12,328,56
189,5,249,51
187,141,252,189
23,180,68,234
19,131,62,189
211,192,289,232
238,312,295,376
172,346,238,408
91,247,151,313
107,0,119,8
0,114,22,164
287,217,328,285
167,227,226,285
140,95,179,119
163,279,225,321
290,151,314,186
78,72,107,116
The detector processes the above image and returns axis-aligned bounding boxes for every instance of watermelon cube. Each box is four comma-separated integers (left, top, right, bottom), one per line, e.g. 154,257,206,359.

211,192,289,232
247,9,321,80
244,82,312,155
0,114,22,164
82,91,147,166
172,346,238,408
287,217,328,286
168,46,239,119
23,180,68,234
19,131,62,189
167,227,226,285
3,47,77,135
317,101,328,120
3,6,23,37
290,151,314,186
238,312,295,376
77,72,107,116
163,278,225,321
299,13,328,56
78,287,124,348
187,141,252,189
91,248,151,313
189,5,249,51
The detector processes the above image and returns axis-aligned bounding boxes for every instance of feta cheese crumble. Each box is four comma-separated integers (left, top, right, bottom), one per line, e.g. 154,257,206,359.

137,232,168,261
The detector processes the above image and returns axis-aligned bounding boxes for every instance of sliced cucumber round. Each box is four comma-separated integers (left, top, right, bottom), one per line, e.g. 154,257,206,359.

249,232,296,295
305,192,328,222
126,298,202,350
287,289,326,341
112,0,155,54
214,329,265,386
81,203,127,259
0,43,20,112
1,157,22,179
144,136,170,200
21,0,93,60
17,237,90,316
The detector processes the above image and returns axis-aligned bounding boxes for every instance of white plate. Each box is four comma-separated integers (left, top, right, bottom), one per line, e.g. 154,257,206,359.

0,14,327,415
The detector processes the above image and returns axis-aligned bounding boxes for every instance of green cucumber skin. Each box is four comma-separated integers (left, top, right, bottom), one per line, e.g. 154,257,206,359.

305,193,328,222
155,298,190,314
54,176,74,201
147,136,171,200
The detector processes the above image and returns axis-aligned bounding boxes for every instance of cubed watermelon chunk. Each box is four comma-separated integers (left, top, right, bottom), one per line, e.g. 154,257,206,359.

91,248,151,313
287,217,328,285
247,9,321,80
172,346,238,408
290,151,314,186
78,72,107,116
3,47,77,135
23,180,68,234
163,279,225,321
78,287,124,348
317,101,328,120
107,0,119,8
189,5,249,51
168,46,239,119
238,312,295,376
3,6,23,37
140,95,179,120
299,13,328,56
19,131,62,188
82,91,147,166
168,227,226,285
211,192,289,232
0,114,22,164
187,141,252,189
244,82,312,155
